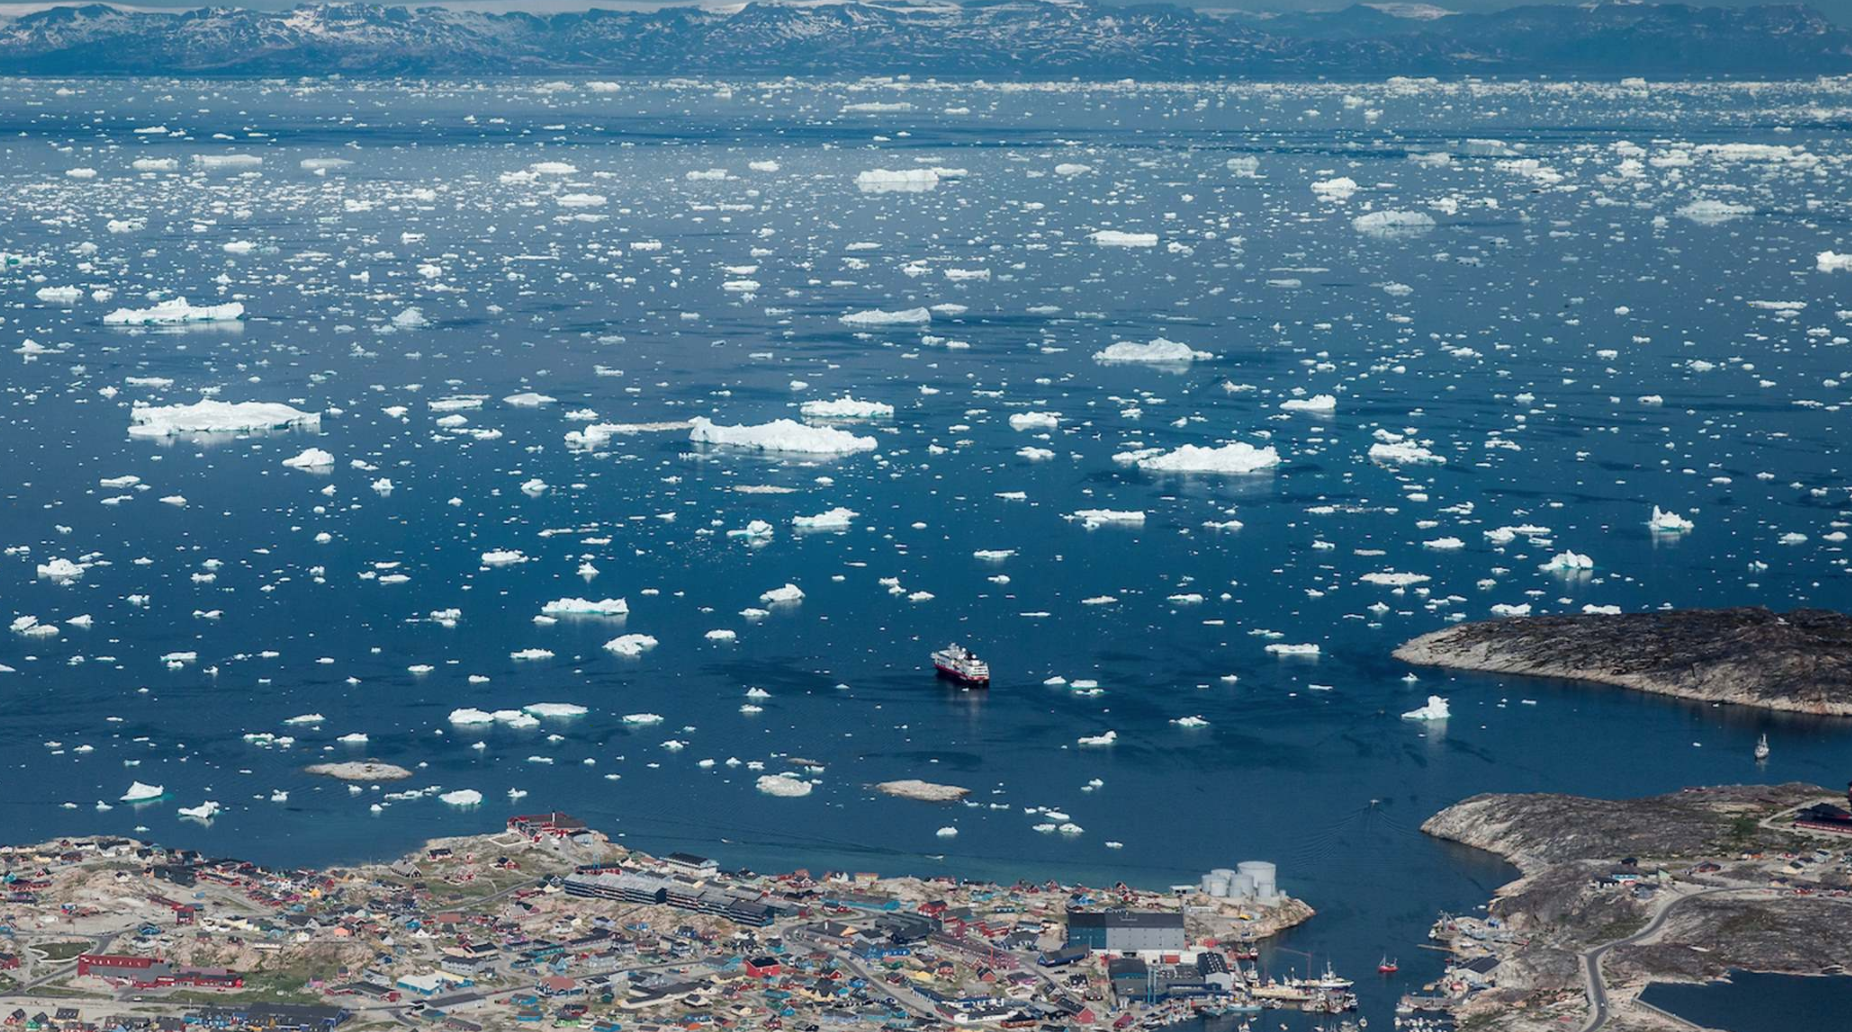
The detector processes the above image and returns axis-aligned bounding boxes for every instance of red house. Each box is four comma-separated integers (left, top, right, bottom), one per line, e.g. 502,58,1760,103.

744,957,782,979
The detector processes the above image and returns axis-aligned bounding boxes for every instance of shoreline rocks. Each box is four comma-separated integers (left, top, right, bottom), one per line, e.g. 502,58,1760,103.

1395,606,1852,715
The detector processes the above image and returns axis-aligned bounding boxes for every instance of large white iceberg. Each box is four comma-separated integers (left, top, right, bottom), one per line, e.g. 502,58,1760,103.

440,789,483,807
104,297,245,325
1647,506,1695,533
604,634,659,657
756,774,815,797
793,507,858,530
1090,230,1159,247
1353,210,1435,235
282,447,335,470
1094,339,1211,364
855,168,939,193
130,400,320,438
689,417,876,454
1131,442,1281,474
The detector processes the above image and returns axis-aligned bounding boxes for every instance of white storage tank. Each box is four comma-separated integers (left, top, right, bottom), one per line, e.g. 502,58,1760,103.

1237,860,1278,903
1229,873,1256,899
1200,872,1231,897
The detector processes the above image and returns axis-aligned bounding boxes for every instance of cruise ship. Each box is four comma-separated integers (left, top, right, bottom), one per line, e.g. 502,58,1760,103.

932,644,990,687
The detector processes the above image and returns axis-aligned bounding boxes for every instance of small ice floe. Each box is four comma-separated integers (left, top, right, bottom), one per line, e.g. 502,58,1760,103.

440,789,483,807
1311,176,1358,201
36,557,88,582
129,400,319,437
1402,696,1451,721
1491,603,1533,617
524,703,587,719
480,549,529,566
1540,551,1595,573
1171,715,1209,728
839,307,931,327
104,298,244,325
800,396,893,419
855,168,938,193
1280,394,1337,413
542,597,628,617
1094,338,1210,363
935,826,959,837
1424,537,1465,550
284,713,325,725
622,713,664,725
1361,572,1431,587
728,520,774,540
1583,604,1623,615
1817,251,1852,273
793,507,857,530
1090,230,1158,247
604,634,659,657
282,448,335,471
121,781,165,803
1077,730,1118,746
510,649,554,661
1677,199,1754,223
178,800,222,822
756,773,814,797
689,417,876,454
1123,442,1281,474
1069,509,1145,529
759,583,804,605
1647,506,1695,533
1368,439,1444,466
1353,210,1435,235
337,732,369,744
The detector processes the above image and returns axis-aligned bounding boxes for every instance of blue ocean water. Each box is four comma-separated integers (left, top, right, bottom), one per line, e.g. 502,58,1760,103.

4,78,1852,1027
1641,971,1852,1032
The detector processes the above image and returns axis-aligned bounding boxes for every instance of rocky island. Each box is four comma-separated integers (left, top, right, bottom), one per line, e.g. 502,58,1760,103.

1395,606,1852,715
1415,783,1852,1031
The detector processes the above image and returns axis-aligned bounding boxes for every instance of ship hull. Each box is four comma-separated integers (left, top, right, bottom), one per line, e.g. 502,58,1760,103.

934,663,990,688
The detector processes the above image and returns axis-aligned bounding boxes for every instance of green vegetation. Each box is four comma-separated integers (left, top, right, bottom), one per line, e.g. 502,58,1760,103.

35,941,94,962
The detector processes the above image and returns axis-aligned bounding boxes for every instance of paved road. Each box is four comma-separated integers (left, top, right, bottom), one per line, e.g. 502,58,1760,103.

1575,887,1744,1032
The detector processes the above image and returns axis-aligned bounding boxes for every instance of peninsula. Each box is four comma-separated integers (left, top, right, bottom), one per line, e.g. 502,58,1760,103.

1412,783,1852,1031
1395,606,1852,715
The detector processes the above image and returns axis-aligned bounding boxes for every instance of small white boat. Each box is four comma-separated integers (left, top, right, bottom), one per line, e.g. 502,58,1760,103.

1754,733,1770,761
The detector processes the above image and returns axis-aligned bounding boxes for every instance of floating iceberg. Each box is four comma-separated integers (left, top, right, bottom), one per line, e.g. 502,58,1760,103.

1311,176,1359,201
542,597,629,617
130,400,319,438
800,396,893,419
120,781,165,803
282,447,335,470
104,297,244,325
1677,198,1754,223
1368,440,1445,466
1094,338,1210,363
604,634,659,657
1402,696,1451,721
1280,394,1337,412
1077,730,1118,746
759,583,804,604
1130,442,1281,475
1090,230,1158,247
1817,251,1852,273
1647,506,1695,533
1353,209,1436,235
1541,551,1595,572
756,774,815,797
1070,509,1146,528
793,507,857,530
440,789,483,807
839,307,931,327
178,800,223,821
524,703,588,718
689,417,876,455
855,168,939,193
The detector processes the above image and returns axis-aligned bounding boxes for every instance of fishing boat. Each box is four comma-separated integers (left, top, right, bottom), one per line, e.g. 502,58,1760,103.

1754,733,1770,760
1378,957,1398,974
932,643,990,687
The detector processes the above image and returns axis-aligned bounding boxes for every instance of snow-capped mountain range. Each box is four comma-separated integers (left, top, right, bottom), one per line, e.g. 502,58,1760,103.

1,0,1847,76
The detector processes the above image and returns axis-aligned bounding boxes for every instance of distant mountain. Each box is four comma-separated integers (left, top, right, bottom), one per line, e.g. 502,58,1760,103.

1,0,1848,77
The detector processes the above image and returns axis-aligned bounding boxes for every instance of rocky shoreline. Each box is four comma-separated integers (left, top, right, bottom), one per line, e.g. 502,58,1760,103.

1416,784,1852,1032
1395,606,1852,715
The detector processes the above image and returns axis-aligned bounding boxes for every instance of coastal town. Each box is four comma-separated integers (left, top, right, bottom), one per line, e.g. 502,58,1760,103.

0,814,1355,1032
